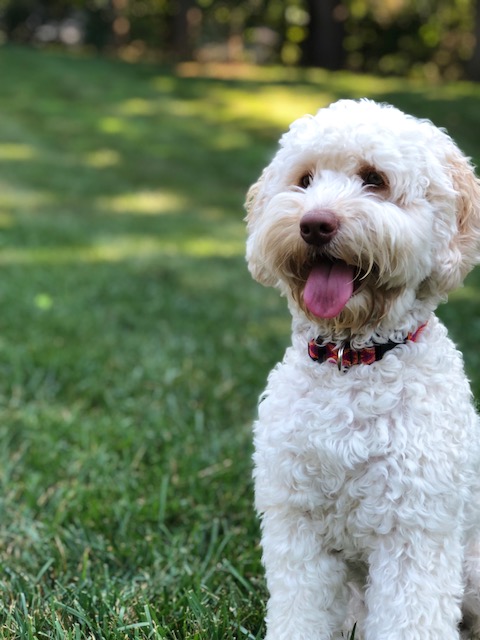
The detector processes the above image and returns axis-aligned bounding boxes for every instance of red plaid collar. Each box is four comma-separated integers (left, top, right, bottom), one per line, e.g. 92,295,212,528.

308,322,427,371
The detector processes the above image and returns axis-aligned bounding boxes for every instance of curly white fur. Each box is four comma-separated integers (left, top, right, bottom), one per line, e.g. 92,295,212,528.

246,99,480,640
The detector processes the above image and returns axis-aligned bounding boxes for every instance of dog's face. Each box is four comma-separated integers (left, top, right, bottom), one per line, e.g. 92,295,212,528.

246,99,480,334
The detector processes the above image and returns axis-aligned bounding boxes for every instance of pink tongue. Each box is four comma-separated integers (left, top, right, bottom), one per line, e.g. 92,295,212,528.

304,260,355,318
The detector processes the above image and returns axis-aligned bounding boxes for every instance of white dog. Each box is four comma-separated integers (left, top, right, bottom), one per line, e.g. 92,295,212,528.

245,99,480,640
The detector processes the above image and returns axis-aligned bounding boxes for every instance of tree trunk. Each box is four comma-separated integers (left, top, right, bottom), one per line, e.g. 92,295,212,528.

468,0,480,81
171,0,194,61
302,0,345,69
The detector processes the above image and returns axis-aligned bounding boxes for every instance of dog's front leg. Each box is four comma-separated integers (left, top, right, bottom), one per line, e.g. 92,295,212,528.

364,530,463,640
260,507,348,640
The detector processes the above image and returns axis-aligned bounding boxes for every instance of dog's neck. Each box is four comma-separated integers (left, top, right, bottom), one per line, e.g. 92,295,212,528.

307,322,428,370
290,306,434,351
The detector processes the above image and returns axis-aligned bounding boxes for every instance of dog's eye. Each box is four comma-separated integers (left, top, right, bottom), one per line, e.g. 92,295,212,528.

361,168,387,189
298,172,313,189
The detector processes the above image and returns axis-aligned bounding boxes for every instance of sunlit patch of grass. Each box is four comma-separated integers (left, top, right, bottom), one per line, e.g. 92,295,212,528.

117,97,157,116
180,236,244,257
0,142,38,160
0,239,162,264
0,235,244,265
0,180,55,211
206,85,332,128
84,148,122,168
99,190,188,215
0,211,14,227
97,116,128,134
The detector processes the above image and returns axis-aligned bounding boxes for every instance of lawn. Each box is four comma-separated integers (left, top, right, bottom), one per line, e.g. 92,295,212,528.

0,46,480,639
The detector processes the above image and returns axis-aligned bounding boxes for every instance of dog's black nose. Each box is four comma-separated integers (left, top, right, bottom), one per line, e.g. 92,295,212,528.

300,210,339,246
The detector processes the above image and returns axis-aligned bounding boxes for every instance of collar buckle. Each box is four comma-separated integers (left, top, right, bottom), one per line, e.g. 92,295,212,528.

336,343,346,372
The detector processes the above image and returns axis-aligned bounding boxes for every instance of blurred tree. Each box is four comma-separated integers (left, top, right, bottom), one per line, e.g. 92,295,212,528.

3,0,44,42
172,0,195,61
469,0,480,80
0,0,479,80
342,0,476,80
84,1,114,50
302,0,345,69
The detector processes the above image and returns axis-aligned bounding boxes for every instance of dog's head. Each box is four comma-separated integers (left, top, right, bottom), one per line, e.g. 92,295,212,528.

245,99,480,335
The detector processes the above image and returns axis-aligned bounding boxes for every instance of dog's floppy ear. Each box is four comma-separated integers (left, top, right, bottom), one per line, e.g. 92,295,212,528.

245,165,273,229
451,152,480,271
435,149,480,293
245,165,278,286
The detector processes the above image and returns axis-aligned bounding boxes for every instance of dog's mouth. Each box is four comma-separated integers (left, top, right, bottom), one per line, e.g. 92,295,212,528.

303,257,365,319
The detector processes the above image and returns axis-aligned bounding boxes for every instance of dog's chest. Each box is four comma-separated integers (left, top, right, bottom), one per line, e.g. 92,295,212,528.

256,357,407,477
253,344,476,552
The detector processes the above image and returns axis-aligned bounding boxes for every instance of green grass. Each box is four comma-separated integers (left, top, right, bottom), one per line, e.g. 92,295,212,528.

0,46,480,638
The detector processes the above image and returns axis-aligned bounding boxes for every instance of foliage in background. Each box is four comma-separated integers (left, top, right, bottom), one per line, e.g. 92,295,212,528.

0,0,479,80
343,0,476,80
